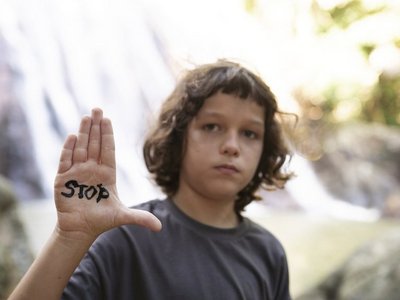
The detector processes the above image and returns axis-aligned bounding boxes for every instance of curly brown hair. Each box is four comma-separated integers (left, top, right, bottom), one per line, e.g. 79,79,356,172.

143,60,293,214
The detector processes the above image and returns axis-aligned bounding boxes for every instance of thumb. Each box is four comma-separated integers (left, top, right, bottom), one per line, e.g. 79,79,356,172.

116,207,162,232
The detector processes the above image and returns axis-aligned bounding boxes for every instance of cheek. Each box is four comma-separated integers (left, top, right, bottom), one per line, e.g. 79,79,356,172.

245,144,264,175
182,134,207,164
187,130,216,152
246,141,263,159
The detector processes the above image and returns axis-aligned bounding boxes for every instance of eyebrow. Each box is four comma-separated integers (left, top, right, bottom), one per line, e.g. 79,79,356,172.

199,111,265,128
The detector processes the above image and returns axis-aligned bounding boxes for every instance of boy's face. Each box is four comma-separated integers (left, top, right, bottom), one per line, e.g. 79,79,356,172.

178,91,265,203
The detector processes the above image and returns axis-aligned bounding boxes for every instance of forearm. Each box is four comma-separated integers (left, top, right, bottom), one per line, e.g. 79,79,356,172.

9,108,161,299
8,227,95,300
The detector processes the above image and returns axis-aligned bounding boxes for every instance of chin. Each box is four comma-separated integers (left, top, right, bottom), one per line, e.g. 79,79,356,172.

203,189,239,202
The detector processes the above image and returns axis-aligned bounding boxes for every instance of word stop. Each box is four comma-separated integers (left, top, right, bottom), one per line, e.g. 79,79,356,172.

61,180,110,203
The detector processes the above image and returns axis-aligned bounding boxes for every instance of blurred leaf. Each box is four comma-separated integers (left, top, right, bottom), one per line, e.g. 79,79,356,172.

244,0,257,14
313,0,386,33
359,43,376,59
363,74,400,126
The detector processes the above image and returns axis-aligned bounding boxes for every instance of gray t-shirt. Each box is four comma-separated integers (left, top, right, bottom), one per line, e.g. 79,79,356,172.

62,199,291,300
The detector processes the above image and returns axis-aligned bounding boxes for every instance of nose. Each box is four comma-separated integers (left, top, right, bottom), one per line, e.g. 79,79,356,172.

220,132,240,157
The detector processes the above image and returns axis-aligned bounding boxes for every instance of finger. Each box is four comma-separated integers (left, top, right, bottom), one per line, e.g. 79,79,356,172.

100,118,116,168
72,116,91,163
88,108,103,161
58,135,77,174
117,207,162,232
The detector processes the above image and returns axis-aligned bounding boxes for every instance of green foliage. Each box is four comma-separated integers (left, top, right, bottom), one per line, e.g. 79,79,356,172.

244,0,257,14
362,75,400,126
359,43,376,59
329,0,385,29
321,85,342,122
315,75,400,127
310,0,400,127
247,0,399,127
313,0,386,33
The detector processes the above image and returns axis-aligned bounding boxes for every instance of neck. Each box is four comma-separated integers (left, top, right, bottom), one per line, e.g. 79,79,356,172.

172,192,239,229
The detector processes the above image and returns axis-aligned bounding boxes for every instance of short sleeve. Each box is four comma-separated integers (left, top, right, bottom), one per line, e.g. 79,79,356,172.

274,250,292,300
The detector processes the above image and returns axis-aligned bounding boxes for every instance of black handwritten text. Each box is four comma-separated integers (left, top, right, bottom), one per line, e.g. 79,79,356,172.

61,180,110,203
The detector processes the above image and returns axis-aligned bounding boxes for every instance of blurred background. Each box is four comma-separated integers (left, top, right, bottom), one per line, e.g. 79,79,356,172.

1,0,399,299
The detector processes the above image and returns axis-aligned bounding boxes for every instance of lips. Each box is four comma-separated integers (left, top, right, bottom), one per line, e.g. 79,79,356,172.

215,164,239,174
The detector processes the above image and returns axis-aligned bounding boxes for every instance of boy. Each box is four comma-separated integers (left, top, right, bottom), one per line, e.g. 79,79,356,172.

9,60,293,299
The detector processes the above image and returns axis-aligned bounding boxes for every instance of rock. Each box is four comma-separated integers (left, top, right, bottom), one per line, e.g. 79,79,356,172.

0,175,34,298
296,230,400,300
0,41,45,201
312,122,400,215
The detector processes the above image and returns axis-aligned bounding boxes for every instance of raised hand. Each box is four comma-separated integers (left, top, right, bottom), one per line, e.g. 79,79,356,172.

8,108,162,300
54,108,161,241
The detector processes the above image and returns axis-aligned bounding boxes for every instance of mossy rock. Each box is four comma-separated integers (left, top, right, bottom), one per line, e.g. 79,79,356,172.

296,230,400,300
0,176,33,298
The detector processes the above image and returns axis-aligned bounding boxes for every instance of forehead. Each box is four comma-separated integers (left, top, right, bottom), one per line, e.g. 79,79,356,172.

197,92,265,123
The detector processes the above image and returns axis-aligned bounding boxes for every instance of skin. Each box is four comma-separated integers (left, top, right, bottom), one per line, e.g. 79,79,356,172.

9,96,265,298
8,108,161,300
174,92,265,228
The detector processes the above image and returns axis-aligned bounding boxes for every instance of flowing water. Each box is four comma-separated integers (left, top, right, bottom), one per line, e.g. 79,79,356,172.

2,0,399,297
0,0,380,219
0,0,174,204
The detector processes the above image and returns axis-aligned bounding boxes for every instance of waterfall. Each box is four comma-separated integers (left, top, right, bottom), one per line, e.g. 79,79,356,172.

0,0,379,220
0,0,175,204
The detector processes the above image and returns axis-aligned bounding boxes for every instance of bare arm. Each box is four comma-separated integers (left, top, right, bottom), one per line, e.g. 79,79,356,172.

8,108,161,300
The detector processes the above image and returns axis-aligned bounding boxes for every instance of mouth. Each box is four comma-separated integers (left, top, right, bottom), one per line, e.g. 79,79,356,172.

214,164,239,174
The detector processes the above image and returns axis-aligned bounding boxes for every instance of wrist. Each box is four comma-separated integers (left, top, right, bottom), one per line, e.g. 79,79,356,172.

52,225,97,251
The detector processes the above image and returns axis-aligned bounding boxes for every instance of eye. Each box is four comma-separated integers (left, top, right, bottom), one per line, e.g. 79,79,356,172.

203,124,220,132
242,130,258,139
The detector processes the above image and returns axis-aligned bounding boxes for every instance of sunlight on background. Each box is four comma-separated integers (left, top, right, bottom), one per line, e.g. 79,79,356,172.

1,0,400,298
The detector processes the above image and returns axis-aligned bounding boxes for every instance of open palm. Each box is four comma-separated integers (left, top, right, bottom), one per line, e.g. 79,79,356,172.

54,108,161,241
